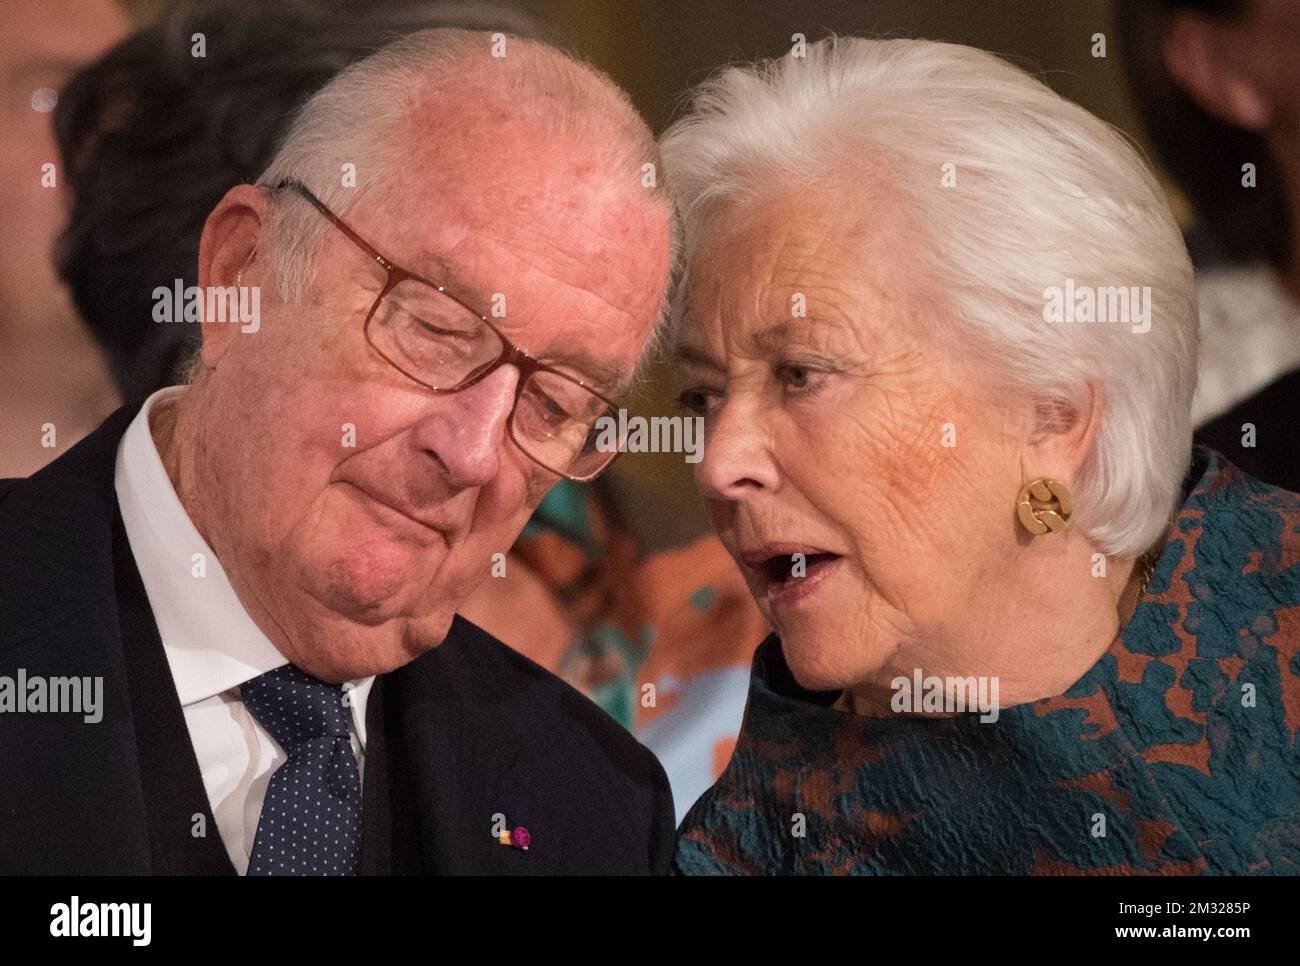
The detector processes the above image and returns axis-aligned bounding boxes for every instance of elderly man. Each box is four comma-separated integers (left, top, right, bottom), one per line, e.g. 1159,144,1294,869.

0,28,674,875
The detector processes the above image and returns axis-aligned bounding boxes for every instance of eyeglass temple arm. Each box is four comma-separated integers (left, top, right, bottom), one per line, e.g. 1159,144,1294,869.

271,179,398,275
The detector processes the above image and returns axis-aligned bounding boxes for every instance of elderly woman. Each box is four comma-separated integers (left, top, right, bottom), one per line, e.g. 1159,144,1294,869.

661,37,1300,875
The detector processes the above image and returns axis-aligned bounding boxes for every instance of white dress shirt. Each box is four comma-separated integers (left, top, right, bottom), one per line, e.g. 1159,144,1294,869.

114,386,374,874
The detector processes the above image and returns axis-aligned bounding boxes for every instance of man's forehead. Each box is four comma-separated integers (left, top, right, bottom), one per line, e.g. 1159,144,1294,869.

338,121,663,394
409,244,638,392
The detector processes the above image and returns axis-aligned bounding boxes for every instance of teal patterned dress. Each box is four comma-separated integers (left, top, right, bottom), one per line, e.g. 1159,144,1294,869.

675,449,1300,874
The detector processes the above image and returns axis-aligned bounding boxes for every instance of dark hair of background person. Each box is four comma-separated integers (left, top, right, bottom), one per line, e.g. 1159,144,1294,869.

53,0,545,405
1117,0,1292,271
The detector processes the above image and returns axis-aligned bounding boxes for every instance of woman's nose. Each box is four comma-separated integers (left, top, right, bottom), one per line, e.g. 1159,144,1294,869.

695,398,778,501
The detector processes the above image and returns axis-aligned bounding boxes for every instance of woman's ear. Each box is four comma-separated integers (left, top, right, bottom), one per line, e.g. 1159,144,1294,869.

1164,11,1270,131
1025,380,1105,481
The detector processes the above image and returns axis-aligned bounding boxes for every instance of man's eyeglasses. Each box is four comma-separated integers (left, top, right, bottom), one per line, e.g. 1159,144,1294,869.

273,180,623,482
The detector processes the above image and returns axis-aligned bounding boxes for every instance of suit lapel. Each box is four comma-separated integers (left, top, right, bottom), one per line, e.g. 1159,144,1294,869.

360,673,426,874
112,503,235,875
378,621,548,873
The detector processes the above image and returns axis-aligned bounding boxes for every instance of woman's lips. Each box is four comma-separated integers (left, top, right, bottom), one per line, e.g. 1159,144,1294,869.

739,543,843,607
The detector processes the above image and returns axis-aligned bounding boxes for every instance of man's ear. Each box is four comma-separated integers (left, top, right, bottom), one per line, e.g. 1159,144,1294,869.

196,184,271,368
1024,380,1105,484
1163,11,1270,131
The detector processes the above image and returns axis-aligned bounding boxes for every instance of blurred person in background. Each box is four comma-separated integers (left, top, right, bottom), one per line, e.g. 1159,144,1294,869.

0,0,129,477
53,0,766,821
55,0,545,404
1121,0,1300,489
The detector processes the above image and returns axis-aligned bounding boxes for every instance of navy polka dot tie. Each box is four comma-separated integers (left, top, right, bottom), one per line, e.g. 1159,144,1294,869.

240,664,362,876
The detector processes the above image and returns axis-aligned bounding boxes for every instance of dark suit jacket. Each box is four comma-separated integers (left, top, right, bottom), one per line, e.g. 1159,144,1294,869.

0,406,675,874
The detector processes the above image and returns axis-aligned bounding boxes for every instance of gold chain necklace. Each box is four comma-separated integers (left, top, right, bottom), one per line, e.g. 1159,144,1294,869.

1121,544,1161,621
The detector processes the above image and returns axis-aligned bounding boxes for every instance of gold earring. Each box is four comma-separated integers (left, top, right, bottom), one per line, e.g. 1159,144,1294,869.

1016,478,1072,535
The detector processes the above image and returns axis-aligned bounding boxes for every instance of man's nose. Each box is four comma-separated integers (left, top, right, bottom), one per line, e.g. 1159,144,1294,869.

696,398,778,501
412,365,520,489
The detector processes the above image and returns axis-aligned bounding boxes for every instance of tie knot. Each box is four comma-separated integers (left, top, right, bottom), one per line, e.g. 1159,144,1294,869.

240,664,353,749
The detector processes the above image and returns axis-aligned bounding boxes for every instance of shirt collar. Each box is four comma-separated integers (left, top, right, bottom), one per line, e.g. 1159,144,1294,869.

114,387,371,746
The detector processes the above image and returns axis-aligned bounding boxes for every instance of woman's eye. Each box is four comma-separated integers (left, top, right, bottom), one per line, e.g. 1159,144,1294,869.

775,361,834,394
676,389,714,416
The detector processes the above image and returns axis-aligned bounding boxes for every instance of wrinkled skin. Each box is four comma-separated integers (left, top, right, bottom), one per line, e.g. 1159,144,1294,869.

157,71,670,683
675,187,1137,712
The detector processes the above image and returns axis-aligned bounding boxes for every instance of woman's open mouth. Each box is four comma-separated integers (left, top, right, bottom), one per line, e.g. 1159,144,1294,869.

740,544,843,606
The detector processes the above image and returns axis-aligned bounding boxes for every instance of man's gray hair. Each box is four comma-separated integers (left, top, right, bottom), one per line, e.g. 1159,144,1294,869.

659,36,1198,557
257,27,675,359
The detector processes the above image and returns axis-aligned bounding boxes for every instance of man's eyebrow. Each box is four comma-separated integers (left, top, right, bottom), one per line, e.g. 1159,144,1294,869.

673,344,724,373
411,251,494,312
549,350,629,396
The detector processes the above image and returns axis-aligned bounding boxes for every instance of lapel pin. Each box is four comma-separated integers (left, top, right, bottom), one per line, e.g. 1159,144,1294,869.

498,826,530,851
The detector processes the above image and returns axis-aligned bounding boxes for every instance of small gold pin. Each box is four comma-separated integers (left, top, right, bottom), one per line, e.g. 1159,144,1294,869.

498,826,530,851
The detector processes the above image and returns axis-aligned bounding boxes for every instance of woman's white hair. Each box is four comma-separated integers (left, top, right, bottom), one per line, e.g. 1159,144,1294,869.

659,36,1198,557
